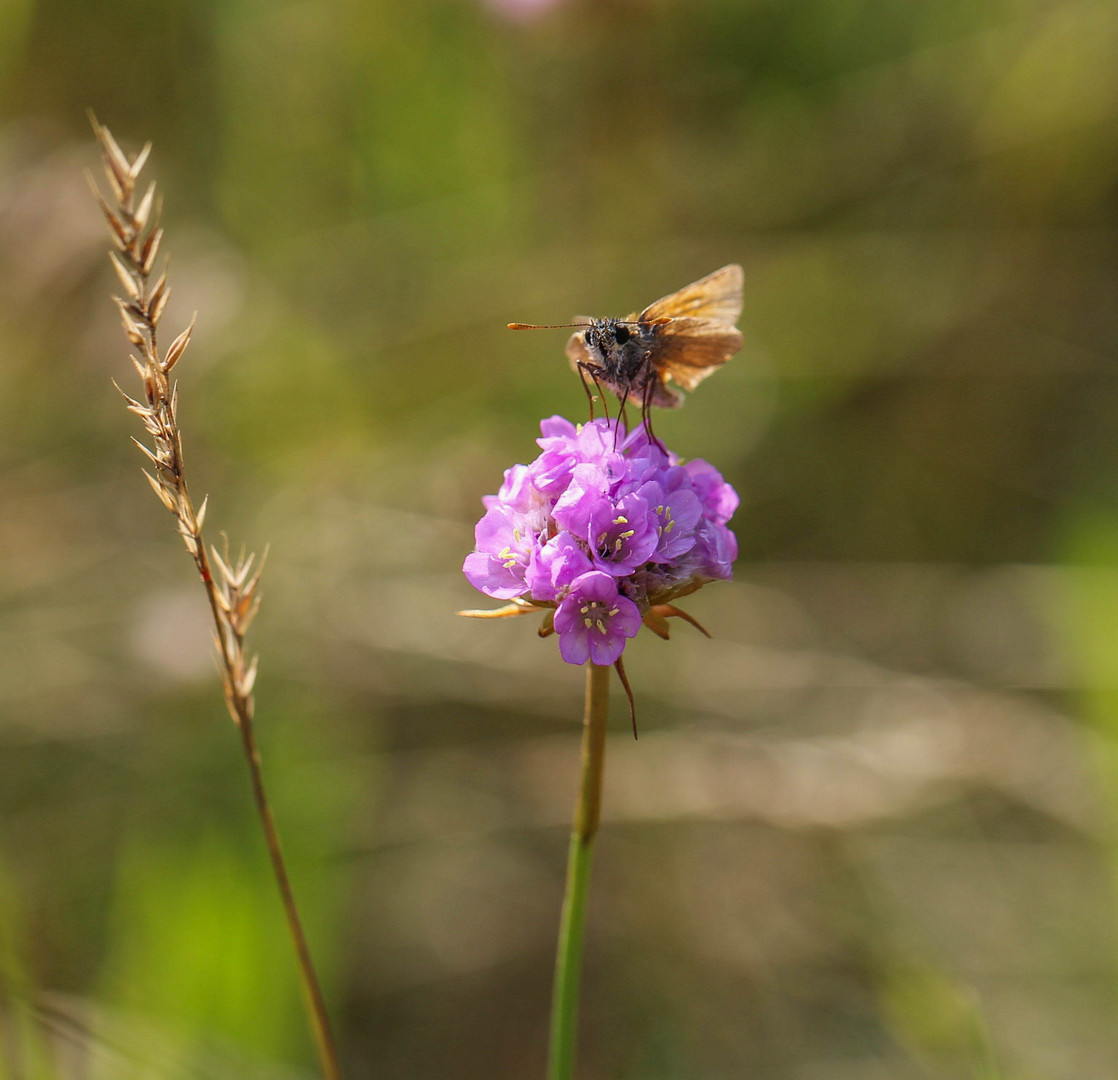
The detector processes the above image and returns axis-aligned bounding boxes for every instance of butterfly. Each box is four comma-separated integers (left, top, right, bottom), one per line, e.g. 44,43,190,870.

510,264,744,429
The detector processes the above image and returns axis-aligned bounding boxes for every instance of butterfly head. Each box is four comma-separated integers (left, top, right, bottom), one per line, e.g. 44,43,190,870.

583,318,656,383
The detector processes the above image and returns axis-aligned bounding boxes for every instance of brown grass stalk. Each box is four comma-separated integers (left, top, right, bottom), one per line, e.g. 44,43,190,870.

89,115,342,1080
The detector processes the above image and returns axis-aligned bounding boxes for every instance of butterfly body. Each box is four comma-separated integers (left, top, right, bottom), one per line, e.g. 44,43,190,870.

564,264,744,412
578,317,683,408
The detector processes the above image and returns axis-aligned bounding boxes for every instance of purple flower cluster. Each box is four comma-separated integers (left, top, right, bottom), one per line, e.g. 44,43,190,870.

463,417,738,666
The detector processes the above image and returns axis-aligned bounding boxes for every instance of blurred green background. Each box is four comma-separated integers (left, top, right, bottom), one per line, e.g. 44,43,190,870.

3,0,1118,1077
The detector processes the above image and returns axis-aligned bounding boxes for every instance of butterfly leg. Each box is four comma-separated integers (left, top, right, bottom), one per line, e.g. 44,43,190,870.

640,375,666,453
616,393,631,446
577,361,609,424
611,384,636,449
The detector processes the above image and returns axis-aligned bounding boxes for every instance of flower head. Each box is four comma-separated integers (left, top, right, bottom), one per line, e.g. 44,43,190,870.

462,417,738,665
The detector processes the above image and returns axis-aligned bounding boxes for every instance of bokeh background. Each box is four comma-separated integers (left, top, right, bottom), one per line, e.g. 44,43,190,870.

3,0,1118,1077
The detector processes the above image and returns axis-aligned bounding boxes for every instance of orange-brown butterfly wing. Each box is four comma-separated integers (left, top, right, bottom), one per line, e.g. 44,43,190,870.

651,317,743,392
639,263,743,324
565,318,594,371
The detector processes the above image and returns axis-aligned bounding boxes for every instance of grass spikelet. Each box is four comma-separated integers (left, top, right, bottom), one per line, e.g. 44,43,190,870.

90,114,342,1080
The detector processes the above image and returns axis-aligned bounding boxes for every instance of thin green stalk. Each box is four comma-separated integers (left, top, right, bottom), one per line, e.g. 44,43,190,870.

235,711,341,1080
549,663,611,1080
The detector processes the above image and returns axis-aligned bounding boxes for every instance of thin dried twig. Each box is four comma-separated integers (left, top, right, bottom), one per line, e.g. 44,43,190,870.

90,114,342,1080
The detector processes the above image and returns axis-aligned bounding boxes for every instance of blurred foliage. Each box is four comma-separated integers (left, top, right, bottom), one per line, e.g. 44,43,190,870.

3,0,1118,1077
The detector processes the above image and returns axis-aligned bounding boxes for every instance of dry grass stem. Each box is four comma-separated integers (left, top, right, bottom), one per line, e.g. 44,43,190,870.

90,116,341,1080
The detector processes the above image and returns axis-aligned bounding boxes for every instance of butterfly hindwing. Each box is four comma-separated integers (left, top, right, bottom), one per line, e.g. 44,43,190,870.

652,318,743,392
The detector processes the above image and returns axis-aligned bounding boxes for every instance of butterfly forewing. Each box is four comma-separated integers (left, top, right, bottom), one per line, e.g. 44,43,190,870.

639,263,744,325
565,329,592,371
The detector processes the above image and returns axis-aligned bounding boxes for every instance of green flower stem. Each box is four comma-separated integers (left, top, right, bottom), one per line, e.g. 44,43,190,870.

549,662,611,1080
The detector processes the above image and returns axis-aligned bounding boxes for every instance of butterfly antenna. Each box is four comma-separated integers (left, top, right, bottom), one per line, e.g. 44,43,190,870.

509,317,670,330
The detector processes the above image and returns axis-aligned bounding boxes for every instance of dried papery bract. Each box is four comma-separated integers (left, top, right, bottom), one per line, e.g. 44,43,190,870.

89,116,341,1080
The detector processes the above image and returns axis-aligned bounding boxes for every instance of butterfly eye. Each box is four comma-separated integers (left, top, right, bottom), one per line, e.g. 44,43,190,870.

613,325,631,344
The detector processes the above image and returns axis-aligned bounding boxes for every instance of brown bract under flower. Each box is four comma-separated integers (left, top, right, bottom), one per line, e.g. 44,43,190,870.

457,596,710,641
457,596,710,739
